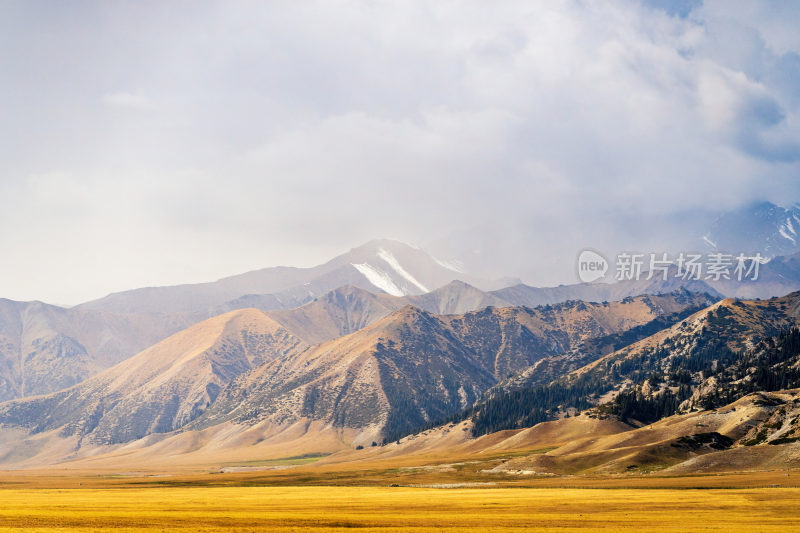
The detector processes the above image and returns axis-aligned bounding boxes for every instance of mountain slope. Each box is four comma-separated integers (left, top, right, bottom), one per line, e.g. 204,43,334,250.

0,299,208,402
478,390,800,476
265,282,717,347
0,309,308,448
466,292,800,437
265,285,404,345
490,303,712,394
405,280,508,314
193,291,713,444
264,281,509,345
195,306,495,445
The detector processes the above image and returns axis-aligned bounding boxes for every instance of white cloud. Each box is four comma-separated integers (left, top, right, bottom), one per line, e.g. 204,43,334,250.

102,91,153,110
0,1,798,302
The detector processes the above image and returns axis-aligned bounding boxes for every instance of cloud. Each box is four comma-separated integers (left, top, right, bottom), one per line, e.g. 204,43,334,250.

0,1,798,302
102,91,153,110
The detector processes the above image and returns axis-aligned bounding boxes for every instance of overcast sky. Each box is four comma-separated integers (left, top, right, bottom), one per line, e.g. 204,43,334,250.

1,0,799,304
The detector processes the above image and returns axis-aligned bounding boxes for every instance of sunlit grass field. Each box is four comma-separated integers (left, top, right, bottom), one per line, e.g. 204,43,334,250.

0,485,798,531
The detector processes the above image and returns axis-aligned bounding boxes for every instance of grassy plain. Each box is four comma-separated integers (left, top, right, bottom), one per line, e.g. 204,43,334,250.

2,453,799,531
0,485,798,531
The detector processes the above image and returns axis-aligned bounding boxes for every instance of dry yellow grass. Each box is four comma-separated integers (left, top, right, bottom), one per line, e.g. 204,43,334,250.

0,486,798,531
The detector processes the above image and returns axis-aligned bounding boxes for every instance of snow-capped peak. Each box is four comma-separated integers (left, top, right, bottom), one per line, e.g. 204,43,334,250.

351,263,405,296
376,248,429,293
431,255,465,273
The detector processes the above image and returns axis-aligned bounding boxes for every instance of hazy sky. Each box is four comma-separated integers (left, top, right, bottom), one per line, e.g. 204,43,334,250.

1,0,799,304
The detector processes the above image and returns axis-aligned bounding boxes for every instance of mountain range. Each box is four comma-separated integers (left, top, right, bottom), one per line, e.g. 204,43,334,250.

1,234,798,406
0,290,710,464
76,239,514,315
463,291,800,436
0,238,750,404
0,230,799,475
703,202,800,258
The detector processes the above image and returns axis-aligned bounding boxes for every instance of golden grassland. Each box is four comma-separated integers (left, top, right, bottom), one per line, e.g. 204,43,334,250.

0,485,799,531
0,468,799,531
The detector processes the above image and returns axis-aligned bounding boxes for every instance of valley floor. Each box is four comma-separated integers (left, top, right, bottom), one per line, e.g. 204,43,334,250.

0,484,797,531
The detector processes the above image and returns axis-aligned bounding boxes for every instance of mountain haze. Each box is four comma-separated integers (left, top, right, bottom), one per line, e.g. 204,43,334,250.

0,299,204,402
0,242,727,404
0,309,307,450
77,240,511,315
703,202,800,258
